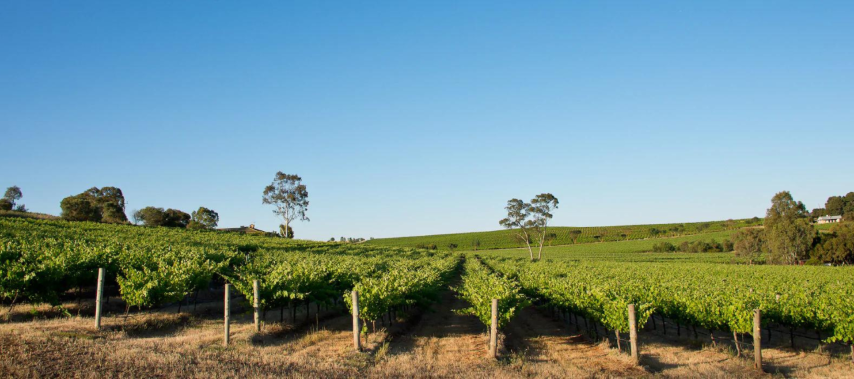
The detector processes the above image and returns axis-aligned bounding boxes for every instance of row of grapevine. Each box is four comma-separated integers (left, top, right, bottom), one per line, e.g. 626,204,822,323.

486,257,854,344
345,254,460,332
0,218,450,317
454,257,529,329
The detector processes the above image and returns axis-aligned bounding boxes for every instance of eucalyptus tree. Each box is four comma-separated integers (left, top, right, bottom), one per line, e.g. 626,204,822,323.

764,191,813,264
262,172,309,239
189,207,219,229
499,193,559,261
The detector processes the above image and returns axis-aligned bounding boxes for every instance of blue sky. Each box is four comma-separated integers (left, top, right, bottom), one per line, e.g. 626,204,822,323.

1,1,852,240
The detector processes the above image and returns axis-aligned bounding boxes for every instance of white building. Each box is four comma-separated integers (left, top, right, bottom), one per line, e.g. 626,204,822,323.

816,215,843,224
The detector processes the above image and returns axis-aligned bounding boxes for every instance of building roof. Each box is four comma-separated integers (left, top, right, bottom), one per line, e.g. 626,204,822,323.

817,215,843,221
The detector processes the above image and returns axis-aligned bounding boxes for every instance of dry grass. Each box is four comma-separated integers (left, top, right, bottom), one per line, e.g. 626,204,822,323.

2,298,853,378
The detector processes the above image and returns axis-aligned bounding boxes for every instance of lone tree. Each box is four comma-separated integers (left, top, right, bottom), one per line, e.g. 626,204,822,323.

262,172,309,239
2,186,23,211
499,193,559,261
569,230,582,244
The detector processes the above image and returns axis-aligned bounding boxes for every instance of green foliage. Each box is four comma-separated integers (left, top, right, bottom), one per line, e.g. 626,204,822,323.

279,224,294,238
764,192,814,265
367,219,757,251
0,217,451,315
766,219,815,265
652,241,676,252
3,186,22,203
2,186,22,211
60,194,102,222
455,258,529,329
135,207,191,228
164,209,190,228
345,255,458,328
733,228,764,263
811,222,854,265
189,207,219,229
486,256,854,343
60,186,127,223
263,172,309,237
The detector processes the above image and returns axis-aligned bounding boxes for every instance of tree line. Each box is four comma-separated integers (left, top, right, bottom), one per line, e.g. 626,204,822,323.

734,191,854,265
2,170,313,239
57,186,223,230
810,192,854,221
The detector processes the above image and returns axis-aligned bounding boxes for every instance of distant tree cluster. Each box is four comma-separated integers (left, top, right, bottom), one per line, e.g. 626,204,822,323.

332,236,366,243
60,187,128,223
811,192,854,221
811,222,854,264
1,186,26,212
731,191,854,265
652,239,734,253
132,206,219,229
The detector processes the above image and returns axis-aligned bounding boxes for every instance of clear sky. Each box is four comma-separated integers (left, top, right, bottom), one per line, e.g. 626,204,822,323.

1,1,852,240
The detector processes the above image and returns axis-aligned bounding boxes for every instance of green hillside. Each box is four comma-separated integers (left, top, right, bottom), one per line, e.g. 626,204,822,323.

365,218,760,250
474,229,741,262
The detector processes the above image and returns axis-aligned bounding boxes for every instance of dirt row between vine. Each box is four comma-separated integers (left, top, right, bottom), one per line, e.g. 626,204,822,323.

2,286,853,378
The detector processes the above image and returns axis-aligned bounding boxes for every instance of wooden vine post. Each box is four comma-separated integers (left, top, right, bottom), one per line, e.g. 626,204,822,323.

754,309,762,371
352,291,361,351
94,268,105,330
628,304,639,364
224,283,231,346
488,298,498,358
253,280,260,333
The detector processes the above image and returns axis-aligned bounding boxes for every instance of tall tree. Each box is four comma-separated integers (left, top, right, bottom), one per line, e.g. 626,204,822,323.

500,199,536,260
3,186,22,209
812,222,854,265
262,172,309,239
60,186,127,223
764,191,812,265
765,191,807,228
499,193,559,261
93,187,128,223
136,207,166,226
164,209,191,228
569,230,582,244
766,219,814,264
189,207,219,229
733,228,764,265
844,192,854,219
60,194,102,222
825,196,845,216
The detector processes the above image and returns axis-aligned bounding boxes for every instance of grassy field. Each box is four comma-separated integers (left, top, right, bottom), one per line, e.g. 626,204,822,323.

467,229,742,263
365,219,758,250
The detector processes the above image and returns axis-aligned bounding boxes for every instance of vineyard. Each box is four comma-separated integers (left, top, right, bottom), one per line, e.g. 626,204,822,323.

0,217,457,326
479,257,854,344
365,218,758,250
2,217,853,378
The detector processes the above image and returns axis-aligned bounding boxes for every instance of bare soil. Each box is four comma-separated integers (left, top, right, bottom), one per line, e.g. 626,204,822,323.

2,291,853,378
